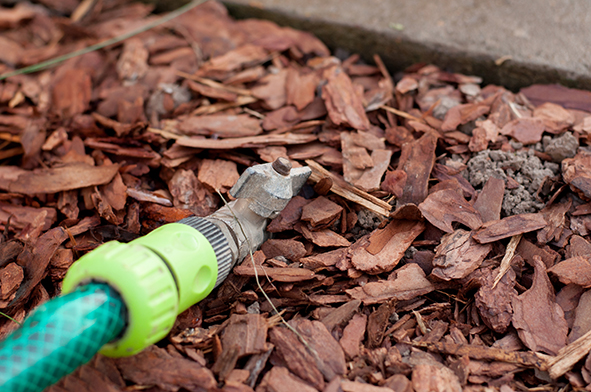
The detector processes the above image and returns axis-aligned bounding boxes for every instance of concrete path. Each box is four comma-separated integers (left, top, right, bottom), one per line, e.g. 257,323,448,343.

223,0,591,91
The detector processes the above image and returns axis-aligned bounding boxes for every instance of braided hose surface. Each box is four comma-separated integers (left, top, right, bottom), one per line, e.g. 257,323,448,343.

0,283,126,392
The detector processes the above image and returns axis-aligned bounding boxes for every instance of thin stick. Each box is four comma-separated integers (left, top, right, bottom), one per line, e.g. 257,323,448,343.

379,105,425,123
146,127,181,140
492,234,521,289
305,159,391,217
177,71,253,96
192,96,258,116
0,0,207,80
412,341,545,369
547,328,591,378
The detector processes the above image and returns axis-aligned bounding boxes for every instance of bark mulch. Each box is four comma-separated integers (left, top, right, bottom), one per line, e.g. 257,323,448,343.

2,1,591,391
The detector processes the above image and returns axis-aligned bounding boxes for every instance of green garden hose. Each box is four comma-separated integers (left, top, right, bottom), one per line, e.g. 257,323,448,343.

0,217,228,392
0,159,309,392
0,283,126,392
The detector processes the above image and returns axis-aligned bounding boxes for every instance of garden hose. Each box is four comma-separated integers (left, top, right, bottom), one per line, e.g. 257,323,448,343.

0,283,126,392
0,159,311,392
0,217,227,392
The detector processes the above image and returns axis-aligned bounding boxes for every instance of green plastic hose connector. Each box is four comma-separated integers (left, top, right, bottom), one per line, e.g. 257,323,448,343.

0,217,231,392
0,283,125,392
62,220,225,357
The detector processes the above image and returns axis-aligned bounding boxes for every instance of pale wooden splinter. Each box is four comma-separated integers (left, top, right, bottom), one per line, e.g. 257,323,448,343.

305,159,391,217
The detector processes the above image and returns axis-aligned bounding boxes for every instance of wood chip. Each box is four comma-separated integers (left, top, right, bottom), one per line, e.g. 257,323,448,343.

351,149,392,192
269,326,325,390
261,239,307,262
419,189,483,233
563,150,591,200
569,290,591,343
548,328,591,379
301,196,343,227
51,68,92,117
300,248,348,270
320,300,361,333
567,235,591,258
522,83,591,112
12,216,98,307
341,380,394,392
341,131,392,192
0,3,37,29
199,44,269,78
473,213,547,244
101,173,127,211
267,196,310,232
0,203,56,230
339,314,367,359
367,302,394,347
350,220,425,274
431,229,492,280
397,132,438,205
4,163,119,195
290,318,346,382
286,67,319,110
252,69,288,110
233,264,315,283
412,341,544,368
322,66,370,130
178,114,262,138
168,169,217,216
411,363,462,392
533,102,575,133
114,346,217,391
381,170,407,198
548,256,591,287
258,366,318,392
475,267,517,333
198,159,240,193
225,313,268,353
557,284,584,330
472,177,505,223
512,256,568,355
186,79,238,102
441,103,489,132
515,237,559,268
176,133,317,150
0,263,23,301
298,224,351,248
499,117,546,145
347,264,435,304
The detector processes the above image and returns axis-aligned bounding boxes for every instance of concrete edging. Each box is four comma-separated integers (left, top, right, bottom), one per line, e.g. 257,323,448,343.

222,0,591,92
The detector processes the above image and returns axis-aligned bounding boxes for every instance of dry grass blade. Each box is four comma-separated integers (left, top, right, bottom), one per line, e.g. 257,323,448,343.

0,311,21,326
0,0,207,80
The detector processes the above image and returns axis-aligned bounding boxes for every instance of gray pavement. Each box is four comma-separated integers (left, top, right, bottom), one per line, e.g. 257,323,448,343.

223,0,591,91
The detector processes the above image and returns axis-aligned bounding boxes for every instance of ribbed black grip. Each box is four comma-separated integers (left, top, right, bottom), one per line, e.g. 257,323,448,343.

178,216,233,287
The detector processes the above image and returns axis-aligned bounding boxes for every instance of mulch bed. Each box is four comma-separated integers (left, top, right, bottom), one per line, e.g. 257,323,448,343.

2,1,591,391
